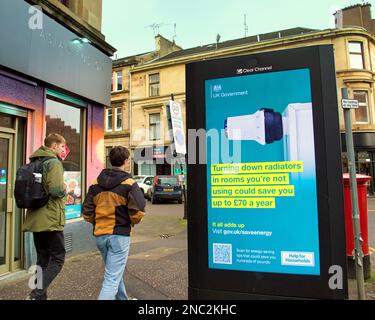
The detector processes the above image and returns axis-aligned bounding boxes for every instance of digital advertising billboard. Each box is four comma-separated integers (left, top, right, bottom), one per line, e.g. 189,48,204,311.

186,46,348,300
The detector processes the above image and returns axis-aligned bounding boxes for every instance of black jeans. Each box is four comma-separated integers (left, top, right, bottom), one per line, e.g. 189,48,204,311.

30,231,66,300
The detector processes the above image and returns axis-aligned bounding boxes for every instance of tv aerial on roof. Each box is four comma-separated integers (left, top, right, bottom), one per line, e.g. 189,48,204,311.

145,23,171,36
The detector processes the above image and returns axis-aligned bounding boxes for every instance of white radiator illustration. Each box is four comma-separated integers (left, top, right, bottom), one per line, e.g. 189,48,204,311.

224,103,315,178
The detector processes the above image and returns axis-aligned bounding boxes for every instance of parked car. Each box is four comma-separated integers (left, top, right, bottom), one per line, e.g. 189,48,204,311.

133,175,154,199
150,175,183,204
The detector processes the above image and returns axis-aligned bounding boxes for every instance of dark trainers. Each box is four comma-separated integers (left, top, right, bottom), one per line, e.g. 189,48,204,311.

25,293,47,300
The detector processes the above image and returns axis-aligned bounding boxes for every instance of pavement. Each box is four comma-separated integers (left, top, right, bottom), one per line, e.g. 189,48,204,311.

0,202,188,300
2,199,375,300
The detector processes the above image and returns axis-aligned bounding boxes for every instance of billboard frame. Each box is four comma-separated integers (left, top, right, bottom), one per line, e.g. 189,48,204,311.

186,45,348,300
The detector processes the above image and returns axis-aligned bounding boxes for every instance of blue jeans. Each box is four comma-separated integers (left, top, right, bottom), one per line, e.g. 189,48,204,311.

96,235,130,300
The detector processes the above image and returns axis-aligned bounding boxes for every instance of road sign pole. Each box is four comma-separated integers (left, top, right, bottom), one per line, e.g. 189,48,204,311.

342,87,366,300
181,162,187,220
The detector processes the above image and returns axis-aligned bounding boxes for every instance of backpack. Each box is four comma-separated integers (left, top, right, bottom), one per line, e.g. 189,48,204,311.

14,157,54,209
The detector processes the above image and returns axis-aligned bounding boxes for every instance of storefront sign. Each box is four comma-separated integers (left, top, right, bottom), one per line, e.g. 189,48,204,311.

153,146,166,159
0,0,112,106
186,46,348,299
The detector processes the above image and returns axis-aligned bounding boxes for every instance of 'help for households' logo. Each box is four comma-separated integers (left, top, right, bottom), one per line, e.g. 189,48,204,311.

281,252,315,267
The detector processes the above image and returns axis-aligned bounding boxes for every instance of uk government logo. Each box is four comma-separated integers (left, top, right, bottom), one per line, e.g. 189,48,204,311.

210,84,248,99
213,85,222,93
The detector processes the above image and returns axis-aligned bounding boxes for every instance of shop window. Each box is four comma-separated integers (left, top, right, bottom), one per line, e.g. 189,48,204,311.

45,98,83,220
106,108,113,132
139,163,156,176
353,91,369,124
0,113,14,129
349,42,364,69
149,73,160,97
115,107,123,131
341,153,348,173
357,151,371,174
149,113,161,141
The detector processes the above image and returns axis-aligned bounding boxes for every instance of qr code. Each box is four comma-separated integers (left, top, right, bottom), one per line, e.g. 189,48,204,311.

213,243,232,265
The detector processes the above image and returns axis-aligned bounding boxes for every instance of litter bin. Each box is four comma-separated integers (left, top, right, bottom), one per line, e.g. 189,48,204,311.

343,173,371,280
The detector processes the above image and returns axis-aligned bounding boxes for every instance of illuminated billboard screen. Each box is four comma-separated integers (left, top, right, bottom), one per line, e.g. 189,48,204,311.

187,45,348,299
205,68,320,275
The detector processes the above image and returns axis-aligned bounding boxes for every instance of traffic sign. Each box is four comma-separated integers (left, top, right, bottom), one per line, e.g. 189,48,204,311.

342,99,359,109
169,100,187,155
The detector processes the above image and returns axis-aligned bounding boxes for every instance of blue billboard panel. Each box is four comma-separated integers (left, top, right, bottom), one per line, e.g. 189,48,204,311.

205,68,320,275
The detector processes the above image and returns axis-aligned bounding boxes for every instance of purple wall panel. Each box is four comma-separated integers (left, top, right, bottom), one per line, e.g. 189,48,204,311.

0,74,44,110
0,73,106,191
0,73,45,159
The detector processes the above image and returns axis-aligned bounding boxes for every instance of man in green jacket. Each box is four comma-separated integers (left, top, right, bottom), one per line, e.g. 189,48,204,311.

23,133,67,300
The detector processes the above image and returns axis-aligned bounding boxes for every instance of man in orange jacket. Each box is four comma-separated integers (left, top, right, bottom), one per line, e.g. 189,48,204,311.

83,146,145,300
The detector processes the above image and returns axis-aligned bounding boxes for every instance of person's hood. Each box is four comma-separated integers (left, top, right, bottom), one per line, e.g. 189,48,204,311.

29,146,58,160
97,168,131,189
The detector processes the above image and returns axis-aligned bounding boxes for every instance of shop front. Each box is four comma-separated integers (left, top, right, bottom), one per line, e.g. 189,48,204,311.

133,145,187,177
0,0,113,276
133,146,172,176
341,132,375,195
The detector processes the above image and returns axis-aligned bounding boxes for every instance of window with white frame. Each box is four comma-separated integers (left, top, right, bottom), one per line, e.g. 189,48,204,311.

149,73,160,97
106,108,113,132
354,91,369,124
115,106,123,131
349,42,365,69
111,71,123,92
117,72,123,91
149,113,161,140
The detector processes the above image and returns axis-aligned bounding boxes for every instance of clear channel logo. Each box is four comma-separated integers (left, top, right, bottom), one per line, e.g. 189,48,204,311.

236,66,273,75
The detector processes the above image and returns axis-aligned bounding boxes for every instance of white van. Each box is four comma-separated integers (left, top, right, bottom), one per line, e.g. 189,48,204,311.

133,175,154,199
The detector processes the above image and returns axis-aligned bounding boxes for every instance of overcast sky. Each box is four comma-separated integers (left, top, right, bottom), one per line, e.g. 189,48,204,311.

102,0,375,58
